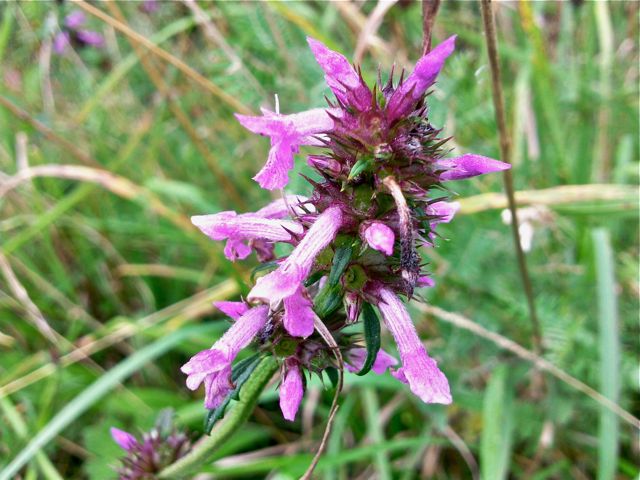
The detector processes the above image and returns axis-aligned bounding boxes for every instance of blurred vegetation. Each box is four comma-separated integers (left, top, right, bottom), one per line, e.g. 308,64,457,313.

0,1,638,479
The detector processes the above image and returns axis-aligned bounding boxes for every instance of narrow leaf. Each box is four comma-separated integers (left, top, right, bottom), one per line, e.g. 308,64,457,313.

348,157,372,180
328,245,352,286
480,365,514,480
356,303,381,376
314,284,342,318
592,228,620,480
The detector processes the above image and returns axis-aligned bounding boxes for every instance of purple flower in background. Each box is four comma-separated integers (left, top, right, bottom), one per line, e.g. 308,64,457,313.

53,31,70,55
184,33,509,417
53,10,104,55
111,412,190,479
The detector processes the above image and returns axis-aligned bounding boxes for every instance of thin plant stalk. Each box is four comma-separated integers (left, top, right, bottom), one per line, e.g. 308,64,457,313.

421,0,441,55
480,0,543,356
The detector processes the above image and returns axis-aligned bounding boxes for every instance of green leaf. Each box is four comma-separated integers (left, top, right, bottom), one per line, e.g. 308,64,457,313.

325,367,339,388
328,245,352,286
356,303,381,376
592,228,620,480
348,157,372,180
314,284,342,318
251,260,280,282
480,365,514,480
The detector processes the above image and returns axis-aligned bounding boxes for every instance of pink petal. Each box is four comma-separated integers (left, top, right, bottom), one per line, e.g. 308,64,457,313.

192,212,303,242
426,201,460,224
375,286,452,404
306,37,372,110
279,359,304,421
283,287,315,338
437,154,510,181
387,35,457,123
362,221,395,256
203,365,234,409
224,238,252,261
110,427,137,451
213,301,250,320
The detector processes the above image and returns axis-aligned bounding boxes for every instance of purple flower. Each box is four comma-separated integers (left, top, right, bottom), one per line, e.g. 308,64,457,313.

181,306,269,408
191,210,303,261
307,37,372,111
437,154,510,181
374,285,451,404
386,36,457,123
110,427,138,452
345,347,398,374
361,221,395,256
235,108,335,190
279,358,304,421
249,206,344,305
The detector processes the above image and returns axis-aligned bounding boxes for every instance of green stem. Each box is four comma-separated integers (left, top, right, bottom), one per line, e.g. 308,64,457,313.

158,356,278,479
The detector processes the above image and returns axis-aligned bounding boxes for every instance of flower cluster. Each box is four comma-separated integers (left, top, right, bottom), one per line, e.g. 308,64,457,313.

110,415,190,479
183,36,509,420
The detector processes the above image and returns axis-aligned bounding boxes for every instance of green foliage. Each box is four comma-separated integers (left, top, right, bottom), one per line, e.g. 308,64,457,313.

0,2,637,479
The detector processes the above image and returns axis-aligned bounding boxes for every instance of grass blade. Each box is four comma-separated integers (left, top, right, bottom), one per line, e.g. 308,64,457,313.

592,228,620,480
480,364,514,480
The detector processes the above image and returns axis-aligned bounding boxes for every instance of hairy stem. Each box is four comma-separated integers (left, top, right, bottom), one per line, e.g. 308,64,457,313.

480,0,543,356
158,356,278,479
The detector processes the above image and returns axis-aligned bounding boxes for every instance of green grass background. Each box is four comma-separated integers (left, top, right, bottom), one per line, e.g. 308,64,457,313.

0,1,638,479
